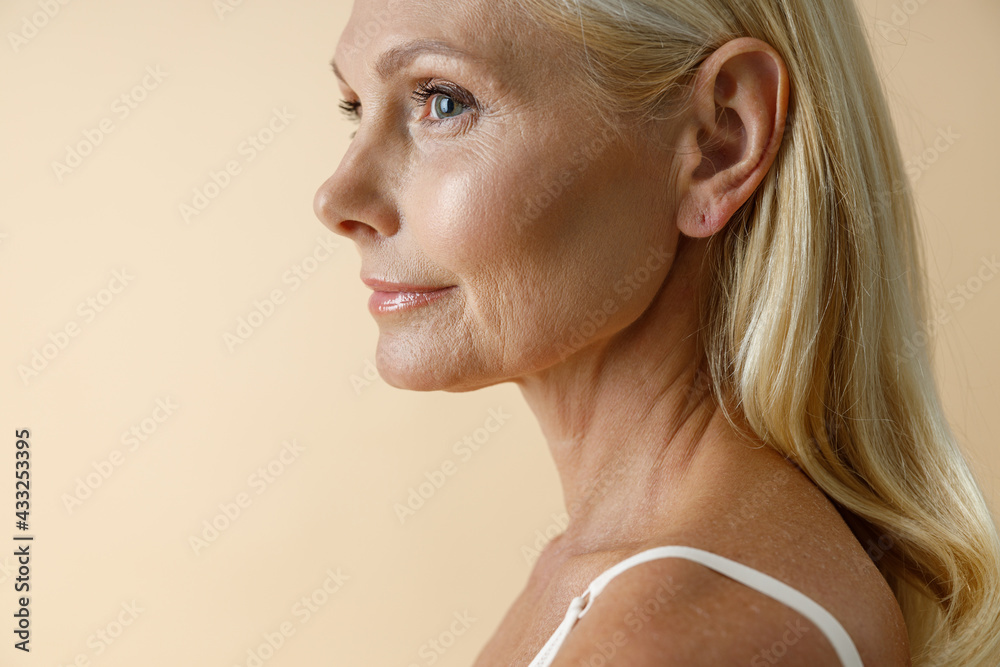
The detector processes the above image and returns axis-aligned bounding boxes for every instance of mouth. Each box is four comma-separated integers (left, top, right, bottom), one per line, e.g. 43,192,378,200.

361,276,457,316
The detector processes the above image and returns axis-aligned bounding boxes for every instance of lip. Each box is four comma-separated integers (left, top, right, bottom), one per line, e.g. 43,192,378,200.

362,276,457,315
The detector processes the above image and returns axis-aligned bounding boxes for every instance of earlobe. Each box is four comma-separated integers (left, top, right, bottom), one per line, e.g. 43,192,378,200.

675,38,789,239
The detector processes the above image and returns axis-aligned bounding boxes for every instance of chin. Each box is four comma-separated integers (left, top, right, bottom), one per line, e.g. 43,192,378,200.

374,340,502,393
375,342,463,393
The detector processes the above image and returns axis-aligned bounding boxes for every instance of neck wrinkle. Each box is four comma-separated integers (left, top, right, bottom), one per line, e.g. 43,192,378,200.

515,238,739,555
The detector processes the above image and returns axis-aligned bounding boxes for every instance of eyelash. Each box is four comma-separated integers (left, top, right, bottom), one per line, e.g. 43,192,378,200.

337,79,478,137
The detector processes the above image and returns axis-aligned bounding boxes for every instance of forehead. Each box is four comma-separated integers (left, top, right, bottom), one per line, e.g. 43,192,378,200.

334,0,555,83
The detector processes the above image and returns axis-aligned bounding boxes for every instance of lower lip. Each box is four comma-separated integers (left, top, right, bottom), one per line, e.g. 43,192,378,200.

367,286,456,315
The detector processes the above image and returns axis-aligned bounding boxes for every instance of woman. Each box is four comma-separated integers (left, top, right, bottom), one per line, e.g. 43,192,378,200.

313,0,1000,664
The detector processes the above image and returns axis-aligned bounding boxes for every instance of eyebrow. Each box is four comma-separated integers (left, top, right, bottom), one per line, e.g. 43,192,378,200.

330,38,478,86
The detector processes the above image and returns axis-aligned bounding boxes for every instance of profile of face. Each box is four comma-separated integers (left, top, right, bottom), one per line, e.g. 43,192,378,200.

313,0,785,393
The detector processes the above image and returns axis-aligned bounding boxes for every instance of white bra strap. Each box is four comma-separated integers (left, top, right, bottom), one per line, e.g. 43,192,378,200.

578,545,864,667
526,593,588,667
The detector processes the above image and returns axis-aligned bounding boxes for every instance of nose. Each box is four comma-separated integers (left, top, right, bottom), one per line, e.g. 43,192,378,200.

313,138,400,241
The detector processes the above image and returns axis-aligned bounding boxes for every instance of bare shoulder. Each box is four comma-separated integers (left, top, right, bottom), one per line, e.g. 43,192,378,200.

549,554,909,666
548,476,912,665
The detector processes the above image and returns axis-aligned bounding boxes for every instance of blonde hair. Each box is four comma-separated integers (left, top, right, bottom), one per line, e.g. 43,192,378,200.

512,0,1000,664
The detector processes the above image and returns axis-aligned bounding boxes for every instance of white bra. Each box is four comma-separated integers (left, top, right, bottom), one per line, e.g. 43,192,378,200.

527,545,864,666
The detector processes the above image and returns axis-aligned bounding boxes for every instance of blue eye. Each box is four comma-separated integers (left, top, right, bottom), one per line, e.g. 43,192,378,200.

336,80,477,139
431,94,467,119
411,80,478,123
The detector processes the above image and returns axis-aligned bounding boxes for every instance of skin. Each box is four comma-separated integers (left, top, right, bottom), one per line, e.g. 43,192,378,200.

314,0,912,664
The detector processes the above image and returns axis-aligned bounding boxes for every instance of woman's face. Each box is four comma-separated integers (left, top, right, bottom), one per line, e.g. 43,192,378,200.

314,0,684,392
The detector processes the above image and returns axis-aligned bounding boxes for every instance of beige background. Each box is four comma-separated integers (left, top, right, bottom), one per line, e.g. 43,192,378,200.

0,0,997,665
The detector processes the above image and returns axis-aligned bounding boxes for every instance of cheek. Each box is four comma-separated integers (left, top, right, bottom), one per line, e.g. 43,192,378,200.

405,153,547,276
400,150,573,350
409,167,489,262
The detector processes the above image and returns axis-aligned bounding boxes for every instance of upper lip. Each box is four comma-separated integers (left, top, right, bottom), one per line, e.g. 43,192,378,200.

361,276,454,293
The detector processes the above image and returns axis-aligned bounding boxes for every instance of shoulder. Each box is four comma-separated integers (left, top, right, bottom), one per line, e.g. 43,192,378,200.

548,551,835,666
549,547,910,666
544,458,915,667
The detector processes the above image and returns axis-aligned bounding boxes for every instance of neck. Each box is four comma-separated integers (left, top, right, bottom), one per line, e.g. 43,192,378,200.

513,237,769,555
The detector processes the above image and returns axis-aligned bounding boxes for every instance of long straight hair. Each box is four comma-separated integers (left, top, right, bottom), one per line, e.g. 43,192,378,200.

513,0,1000,664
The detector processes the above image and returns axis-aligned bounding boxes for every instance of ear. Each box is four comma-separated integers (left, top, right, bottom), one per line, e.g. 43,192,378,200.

673,37,789,238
